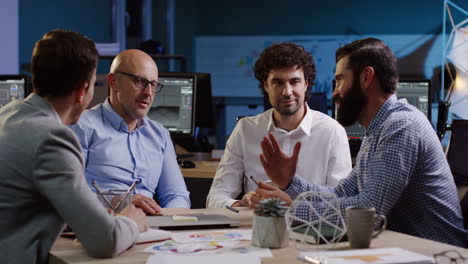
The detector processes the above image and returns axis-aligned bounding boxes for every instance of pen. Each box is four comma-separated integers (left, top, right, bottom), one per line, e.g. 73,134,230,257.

249,175,272,187
225,205,240,213
91,180,114,209
114,179,140,210
126,179,139,193
297,255,322,264
91,179,103,193
249,175,260,186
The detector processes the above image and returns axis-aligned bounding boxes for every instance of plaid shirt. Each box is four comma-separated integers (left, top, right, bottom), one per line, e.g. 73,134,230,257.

285,95,467,247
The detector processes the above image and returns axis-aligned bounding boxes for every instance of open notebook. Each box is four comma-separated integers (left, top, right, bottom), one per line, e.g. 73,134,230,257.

61,228,171,244
136,228,171,244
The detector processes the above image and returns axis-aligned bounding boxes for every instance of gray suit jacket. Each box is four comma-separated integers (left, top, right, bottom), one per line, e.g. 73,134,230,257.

0,94,139,264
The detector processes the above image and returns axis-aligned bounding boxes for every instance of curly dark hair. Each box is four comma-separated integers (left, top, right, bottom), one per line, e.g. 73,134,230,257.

336,38,398,94
32,29,98,98
253,42,316,102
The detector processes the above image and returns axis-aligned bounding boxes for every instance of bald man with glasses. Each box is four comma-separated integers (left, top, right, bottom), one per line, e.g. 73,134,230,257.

71,49,191,214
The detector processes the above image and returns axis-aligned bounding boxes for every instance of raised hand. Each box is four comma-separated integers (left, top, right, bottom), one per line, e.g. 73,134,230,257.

259,133,301,189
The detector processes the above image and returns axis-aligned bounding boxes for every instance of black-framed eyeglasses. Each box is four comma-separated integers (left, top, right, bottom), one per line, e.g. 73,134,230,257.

434,250,468,264
114,71,163,94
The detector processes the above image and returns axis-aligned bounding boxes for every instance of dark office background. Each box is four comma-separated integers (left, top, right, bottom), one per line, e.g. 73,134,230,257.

16,0,465,148
19,0,445,73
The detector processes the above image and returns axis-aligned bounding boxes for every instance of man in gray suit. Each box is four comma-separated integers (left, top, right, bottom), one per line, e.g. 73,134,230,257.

0,30,148,263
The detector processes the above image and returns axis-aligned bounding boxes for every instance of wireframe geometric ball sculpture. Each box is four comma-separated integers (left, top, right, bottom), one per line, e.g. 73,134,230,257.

285,191,346,250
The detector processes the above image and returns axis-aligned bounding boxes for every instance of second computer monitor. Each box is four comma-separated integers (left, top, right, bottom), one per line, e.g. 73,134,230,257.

148,73,196,136
333,79,432,139
397,80,431,119
0,75,30,107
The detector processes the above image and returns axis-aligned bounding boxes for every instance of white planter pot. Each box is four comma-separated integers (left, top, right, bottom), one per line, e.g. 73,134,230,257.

251,215,289,248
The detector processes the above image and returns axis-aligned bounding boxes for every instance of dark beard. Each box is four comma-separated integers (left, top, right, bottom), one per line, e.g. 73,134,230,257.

334,77,367,127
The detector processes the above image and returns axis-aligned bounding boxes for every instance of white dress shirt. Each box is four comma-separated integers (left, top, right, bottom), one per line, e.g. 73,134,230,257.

206,104,352,208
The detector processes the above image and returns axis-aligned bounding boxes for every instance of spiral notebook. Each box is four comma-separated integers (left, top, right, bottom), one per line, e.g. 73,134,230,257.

148,214,241,230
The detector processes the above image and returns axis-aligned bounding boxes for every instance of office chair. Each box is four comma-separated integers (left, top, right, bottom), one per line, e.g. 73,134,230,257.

445,119,468,228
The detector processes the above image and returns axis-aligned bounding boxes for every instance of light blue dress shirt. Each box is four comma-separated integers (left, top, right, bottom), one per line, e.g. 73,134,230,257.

284,95,467,247
71,99,190,208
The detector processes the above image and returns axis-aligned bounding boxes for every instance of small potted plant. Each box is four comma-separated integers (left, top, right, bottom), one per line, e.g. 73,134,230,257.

252,197,289,248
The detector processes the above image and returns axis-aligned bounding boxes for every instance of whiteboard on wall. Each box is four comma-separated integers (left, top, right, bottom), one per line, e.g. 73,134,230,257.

0,0,18,74
195,34,443,98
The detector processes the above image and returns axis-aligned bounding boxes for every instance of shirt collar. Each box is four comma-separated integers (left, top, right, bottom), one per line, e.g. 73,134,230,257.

366,94,397,136
102,98,146,132
266,103,312,136
300,104,313,136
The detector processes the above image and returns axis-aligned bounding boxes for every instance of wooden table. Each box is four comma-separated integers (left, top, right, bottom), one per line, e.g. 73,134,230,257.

181,161,218,179
50,208,468,264
175,150,218,179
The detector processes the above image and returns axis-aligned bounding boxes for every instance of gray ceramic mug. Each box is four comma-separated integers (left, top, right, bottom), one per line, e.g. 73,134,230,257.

345,206,387,249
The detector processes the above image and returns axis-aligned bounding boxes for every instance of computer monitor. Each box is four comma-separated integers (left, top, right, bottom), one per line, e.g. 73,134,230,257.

332,79,432,157
0,75,30,107
155,72,214,130
396,80,431,120
332,79,432,137
192,73,214,129
148,73,196,136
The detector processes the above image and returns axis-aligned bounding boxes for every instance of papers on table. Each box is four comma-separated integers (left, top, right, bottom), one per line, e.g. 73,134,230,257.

171,229,252,243
140,228,270,259
141,240,240,255
146,255,261,264
136,228,172,244
299,248,434,264
141,240,272,257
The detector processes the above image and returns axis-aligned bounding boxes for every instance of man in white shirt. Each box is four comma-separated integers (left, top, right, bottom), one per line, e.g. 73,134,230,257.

206,42,352,208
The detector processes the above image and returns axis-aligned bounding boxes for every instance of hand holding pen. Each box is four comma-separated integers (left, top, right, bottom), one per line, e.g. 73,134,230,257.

250,175,293,206
246,176,269,209
249,175,273,187
231,176,274,208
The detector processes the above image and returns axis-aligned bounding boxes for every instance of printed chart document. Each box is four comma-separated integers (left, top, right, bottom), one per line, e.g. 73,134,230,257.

299,247,434,264
141,239,272,258
145,255,261,264
171,229,252,243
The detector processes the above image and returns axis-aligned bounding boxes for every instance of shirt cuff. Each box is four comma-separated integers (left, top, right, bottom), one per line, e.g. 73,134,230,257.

116,215,140,246
165,200,191,209
117,215,139,233
226,198,239,207
284,176,310,199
